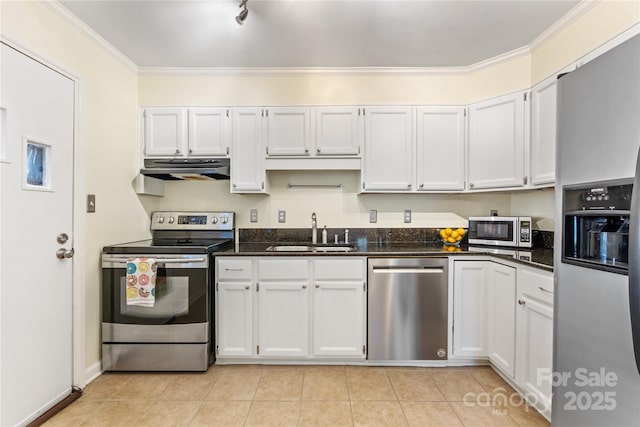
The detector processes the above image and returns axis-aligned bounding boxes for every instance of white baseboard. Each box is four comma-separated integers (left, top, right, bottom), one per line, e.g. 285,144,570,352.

84,360,102,386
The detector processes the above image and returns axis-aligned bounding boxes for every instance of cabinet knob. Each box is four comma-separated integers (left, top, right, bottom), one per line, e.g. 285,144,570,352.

175,149,181,155
305,148,309,153
316,148,320,153
469,183,475,188
245,286,250,290
407,183,412,189
419,183,424,189
518,299,526,305
189,149,193,154
302,285,307,289
315,284,320,288
232,184,237,188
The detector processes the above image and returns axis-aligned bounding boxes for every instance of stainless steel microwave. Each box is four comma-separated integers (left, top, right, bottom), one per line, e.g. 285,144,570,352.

468,216,533,248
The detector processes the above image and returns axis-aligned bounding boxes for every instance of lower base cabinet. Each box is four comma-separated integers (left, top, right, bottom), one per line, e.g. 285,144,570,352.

515,266,554,418
216,257,366,360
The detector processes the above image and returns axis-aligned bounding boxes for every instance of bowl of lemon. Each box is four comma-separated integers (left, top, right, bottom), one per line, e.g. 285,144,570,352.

439,227,466,246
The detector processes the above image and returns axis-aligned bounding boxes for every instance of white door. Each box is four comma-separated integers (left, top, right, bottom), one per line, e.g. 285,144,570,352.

230,108,266,193
257,283,309,357
416,106,466,191
362,107,414,191
1,43,75,426
315,107,362,156
452,261,489,357
216,282,253,357
487,263,516,378
188,108,230,157
265,107,312,156
143,107,186,157
530,75,560,186
468,91,525,190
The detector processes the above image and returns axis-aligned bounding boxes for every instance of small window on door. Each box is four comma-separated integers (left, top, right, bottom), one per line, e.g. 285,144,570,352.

23,137,52,191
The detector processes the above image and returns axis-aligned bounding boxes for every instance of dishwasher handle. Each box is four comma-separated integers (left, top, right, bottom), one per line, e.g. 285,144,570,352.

371,266,445,274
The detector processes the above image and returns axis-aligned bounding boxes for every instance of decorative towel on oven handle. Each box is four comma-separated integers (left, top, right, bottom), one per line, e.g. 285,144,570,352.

126,258,157,307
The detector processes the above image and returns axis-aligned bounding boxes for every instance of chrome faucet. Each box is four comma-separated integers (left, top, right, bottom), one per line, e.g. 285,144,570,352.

311,212,317,244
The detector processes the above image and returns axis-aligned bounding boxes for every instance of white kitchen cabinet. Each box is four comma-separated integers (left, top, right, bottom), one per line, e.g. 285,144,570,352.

216,259,254,357
265,107,312,156
487,262,516,378
416,106,466,191
362,107,414,191
315,107,362,156
468,91,526,190
530,73,564,186
257,282,309,357
143,107,230,158
452,261,489,357
143,107,186,157
312,258,366,357
231,108,267,193
188,107,230,156
516,267,554,418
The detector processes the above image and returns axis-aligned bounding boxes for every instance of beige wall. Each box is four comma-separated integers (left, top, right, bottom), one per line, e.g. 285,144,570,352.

1,1,152,372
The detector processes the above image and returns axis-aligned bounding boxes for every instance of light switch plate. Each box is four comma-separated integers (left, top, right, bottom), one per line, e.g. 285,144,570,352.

250,209,258,223
87,194,96,213
278,210,286,223
369,210,377,223
404,210,411,223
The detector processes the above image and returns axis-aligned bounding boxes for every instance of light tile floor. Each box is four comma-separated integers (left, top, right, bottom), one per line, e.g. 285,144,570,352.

43,365,550,426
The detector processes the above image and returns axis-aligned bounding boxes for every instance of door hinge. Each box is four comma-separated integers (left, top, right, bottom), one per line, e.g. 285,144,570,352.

226,109,229,118
523,92,528,102
358,108,361,116
363,282,366,291
256,345,260,355
216,282,218,292
226,147,229,155
266,147,269,155
216,345,219,354
358,146,361,154
362,182,365,190
256,283,260,292
261,182,265,190
143,110,147,118
523,176,528,185
362,108,365,116
362,345,366,355
464,108,467,117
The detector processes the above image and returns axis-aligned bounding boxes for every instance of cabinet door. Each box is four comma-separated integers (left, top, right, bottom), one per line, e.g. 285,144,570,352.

265,107,312,156
487,263,516,378
416,107,465,191
231,108,266,193
530,76,558,186
468,92,525,189
516,268,554,418
217,282,253,357
257,282,309,357
315,107,361,156
453,261,489,357
144,107,186,157
362,107,414,191
188,108,230,156
313,281,365,357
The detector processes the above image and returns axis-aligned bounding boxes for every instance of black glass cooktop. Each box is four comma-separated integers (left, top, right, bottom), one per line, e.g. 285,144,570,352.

102,238,233,254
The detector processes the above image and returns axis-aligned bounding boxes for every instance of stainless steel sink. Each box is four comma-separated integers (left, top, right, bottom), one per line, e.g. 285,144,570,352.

266,244,357,252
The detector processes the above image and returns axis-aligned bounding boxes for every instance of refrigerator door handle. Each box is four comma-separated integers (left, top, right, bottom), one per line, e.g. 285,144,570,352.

629,146,640,374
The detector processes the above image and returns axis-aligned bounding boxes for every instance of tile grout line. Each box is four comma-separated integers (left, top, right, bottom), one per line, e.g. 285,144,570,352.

384,368,410,426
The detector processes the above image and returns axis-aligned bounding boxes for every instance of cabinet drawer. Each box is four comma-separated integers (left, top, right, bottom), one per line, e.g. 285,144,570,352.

518,268,554,305
217,259,253,280
259,259,308,279
314,258,365,280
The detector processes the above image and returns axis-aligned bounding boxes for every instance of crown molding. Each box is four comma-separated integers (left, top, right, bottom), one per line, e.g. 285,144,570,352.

529,0,601,51
138,65,473,76
43,1,139,73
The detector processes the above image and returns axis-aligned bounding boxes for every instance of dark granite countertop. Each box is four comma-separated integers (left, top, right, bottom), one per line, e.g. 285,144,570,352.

216,241,554,272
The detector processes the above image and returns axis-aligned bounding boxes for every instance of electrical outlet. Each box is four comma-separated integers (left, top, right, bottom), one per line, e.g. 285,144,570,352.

250,209,258,223
278,210,286,223
404,210,411,223
369,209,377,223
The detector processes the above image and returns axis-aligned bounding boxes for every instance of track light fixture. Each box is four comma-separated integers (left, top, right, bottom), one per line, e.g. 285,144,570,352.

236,0,248,25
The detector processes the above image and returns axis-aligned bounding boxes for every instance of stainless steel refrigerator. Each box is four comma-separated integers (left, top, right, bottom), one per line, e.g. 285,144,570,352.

554,33,640,425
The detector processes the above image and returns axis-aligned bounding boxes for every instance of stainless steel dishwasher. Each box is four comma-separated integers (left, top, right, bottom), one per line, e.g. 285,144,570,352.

368,258,448,361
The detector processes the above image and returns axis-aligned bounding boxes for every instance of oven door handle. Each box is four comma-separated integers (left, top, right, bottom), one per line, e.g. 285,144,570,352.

102,257,207,266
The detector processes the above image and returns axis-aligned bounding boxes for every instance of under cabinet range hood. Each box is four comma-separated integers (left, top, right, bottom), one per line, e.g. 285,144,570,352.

140,158,230,181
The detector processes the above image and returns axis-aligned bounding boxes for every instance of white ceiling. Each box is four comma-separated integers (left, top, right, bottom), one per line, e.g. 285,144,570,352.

59,0,581,69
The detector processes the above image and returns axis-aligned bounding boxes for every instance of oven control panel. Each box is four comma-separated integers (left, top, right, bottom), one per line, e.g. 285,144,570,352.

151,211,235,230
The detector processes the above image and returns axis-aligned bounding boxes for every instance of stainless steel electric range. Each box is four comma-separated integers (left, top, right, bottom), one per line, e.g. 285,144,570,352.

101,211,234,371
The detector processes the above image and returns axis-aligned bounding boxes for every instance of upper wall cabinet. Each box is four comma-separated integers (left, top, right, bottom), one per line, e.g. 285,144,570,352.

416,107,466,191
362,107,415,191
265,107,312,156
315,107,362,156
468,91,526,190
231,108,267,193
143,107,230,158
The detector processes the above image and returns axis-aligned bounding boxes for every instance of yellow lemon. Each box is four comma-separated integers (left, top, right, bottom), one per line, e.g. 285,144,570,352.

444,228,453,236
456,228,466,236
451,231,459,239
440,230,448,239
447,237,456,243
